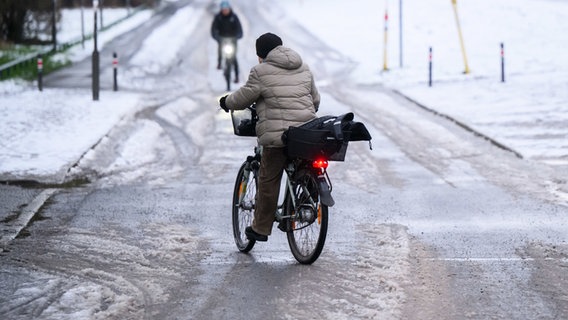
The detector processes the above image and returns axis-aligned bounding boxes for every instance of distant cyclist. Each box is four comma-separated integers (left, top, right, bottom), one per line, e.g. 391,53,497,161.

211,1,243,83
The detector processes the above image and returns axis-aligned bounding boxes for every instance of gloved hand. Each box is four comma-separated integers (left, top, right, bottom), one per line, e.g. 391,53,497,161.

219,95,229,113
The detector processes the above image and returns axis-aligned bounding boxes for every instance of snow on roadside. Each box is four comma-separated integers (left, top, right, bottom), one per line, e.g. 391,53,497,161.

2,0,566,183
53,8,153,64
0,89,142,183
0,3,211,183
129,6,203,73
276,0,568,166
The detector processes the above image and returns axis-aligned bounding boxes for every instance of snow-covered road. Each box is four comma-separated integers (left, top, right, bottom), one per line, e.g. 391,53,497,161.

1,0,567,319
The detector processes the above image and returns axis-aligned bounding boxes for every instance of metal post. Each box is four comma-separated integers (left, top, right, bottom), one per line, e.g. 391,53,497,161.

100,0,104,29
113,52,118,91
37,55,43,92
80,0,85,49
92,0,100,101
51,0,57,52
451,0,470,74
428,47,433,87
399,0,403,68
501,43,505,83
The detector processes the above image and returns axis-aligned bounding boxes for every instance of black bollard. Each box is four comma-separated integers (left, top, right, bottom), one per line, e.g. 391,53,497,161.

37,55,43,92
500,43,505,83
428,47,433,87
92,3,99,101
92,51,99,100
112,52,118,91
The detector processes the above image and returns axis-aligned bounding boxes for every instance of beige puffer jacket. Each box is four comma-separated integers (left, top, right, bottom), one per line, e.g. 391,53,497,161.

226,46,320,147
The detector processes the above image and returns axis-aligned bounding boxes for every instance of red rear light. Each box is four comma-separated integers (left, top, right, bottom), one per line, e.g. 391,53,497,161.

312,159,329,169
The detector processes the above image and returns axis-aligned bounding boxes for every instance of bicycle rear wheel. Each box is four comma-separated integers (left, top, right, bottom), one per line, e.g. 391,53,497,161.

285,172,328,264
232,161,256,252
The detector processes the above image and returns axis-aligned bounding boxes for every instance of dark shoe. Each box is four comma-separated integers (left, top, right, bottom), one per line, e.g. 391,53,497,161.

217,63,221,70
234,77,239,84
245,226,268,242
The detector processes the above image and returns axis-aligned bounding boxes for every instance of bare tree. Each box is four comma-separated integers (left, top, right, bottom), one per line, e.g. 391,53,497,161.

1,0,60,45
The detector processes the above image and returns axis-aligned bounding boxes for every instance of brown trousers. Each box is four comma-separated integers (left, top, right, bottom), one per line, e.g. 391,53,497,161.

252,146,287,236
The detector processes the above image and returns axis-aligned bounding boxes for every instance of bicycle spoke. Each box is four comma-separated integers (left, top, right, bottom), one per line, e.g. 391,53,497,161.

286,171,328,264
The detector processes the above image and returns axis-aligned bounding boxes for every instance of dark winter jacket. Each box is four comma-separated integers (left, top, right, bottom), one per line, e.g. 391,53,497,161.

226,46,320,147
211,10,243,41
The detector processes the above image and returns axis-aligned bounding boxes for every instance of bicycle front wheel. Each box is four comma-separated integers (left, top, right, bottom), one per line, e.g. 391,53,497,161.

224,59,232,91
232,161,256,252
285,172,329,264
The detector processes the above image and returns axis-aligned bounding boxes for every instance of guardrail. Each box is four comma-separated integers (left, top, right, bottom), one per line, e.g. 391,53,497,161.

0,6,145,81
0,50,51,80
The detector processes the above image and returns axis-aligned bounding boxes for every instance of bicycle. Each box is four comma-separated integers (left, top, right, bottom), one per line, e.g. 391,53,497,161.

229,105,371,264
220,37,237,91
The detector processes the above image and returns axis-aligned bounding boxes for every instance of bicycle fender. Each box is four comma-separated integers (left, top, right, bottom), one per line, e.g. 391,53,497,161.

317,177,335,207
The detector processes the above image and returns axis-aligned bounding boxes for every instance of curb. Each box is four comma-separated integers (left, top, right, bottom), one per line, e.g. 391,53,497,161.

392,89,524,159
0,188,58,250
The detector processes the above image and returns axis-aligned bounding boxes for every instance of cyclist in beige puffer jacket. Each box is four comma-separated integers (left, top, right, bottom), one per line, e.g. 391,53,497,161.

219,32,320,241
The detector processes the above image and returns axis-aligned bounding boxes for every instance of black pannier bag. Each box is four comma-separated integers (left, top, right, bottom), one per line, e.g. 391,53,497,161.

282,112,372,161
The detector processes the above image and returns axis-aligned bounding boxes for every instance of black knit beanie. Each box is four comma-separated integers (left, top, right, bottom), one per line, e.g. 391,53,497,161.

255,33,282,59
